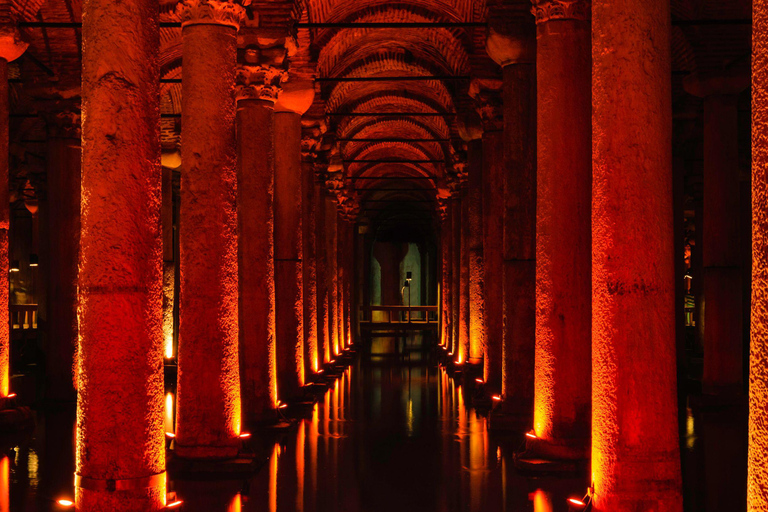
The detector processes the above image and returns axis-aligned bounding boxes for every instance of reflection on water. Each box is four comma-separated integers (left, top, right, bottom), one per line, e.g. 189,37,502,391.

3,334,743,511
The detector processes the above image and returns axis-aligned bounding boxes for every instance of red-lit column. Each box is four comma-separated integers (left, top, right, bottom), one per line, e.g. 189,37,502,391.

439,197,452,347
592,0,683,509
468,133,485,368
750,2,768,509
0,13,26,402
336,214,346,351
274,89,311,399
459,162,472,364
684,74,748,397
474,84,504,391
42,109,80,403
176,0,244,459
450,182,462,358
486,8,537,422
325,194,339,356
527,0,592,459
302,143,319,375
236,61,284,423
78,0,164,508
314,169,330,364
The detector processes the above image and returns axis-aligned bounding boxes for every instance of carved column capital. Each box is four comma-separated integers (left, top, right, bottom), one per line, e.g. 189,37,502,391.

235,64,287,102
0,5,28,62
44,108,82,139
486,5,536,67
336,190,360,222
531,0,590,24
177,0,248,30
469,79,504,132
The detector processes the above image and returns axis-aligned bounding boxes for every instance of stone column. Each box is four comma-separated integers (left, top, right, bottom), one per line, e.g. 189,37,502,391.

302,140,319,375
486,7,537,422
236,58,284,424
684,74,749,397
42,109,80,403
78,0,164,508
472,82,504,391
750,2,768,509
314,169,330,365
592,0,682,509
459,170,472,363
325,194,339,356
273,80,313,400
176,0,244,459
528,0,592,459
439,197,452,348
450,184,462,357
336,215,346,351
0,11,26,401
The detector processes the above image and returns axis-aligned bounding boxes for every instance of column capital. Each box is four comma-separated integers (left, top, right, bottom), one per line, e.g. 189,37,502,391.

469,78,504,132
336,190,360,222
44,106,81,139
486,5,536,67
235,64,286,102
531,0,590,24
177,0,248,30
0,4,29,62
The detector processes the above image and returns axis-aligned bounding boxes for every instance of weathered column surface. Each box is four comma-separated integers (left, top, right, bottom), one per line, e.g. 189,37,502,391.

440,197,453,348
335,215,346,352
176,0,243,459
459,175,472,363
78,0,165,508
325,194,339,356
474,84,504,391
592,0,682,509
314,171,330,365
301,139,319,375
236,59,283,424
450,187,462,358
43,109,80,403
530,0,591,457
684,74,748,397
0,12,26,401
750,2,768,510
274,93,310,400
468,132,485,366
485,7,537,421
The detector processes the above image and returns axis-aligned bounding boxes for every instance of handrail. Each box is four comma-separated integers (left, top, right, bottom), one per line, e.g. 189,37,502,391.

10,304,38,330
359,304,439,326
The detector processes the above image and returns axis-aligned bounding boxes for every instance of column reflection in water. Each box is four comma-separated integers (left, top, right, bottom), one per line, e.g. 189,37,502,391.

0,456,8,512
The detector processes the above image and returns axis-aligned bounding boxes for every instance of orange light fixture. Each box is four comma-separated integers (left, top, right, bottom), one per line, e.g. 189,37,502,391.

57,499,75,508
567,498,585,506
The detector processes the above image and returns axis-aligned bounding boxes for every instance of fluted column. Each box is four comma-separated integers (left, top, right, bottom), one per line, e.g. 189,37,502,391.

526,0,592,459
78,0,164,508
0,9,26,402
176,0,244,459
486,6,537,422
42,109,80,403
592,0,682,509
750,2,768,510
236,57,284,424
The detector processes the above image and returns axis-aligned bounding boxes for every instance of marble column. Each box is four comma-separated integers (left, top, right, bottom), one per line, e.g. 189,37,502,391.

0,10,26,402
749,2,768,509
314,169,330,365
42,109,80,403
274,78,314,400
592,0,682,509
176,0,244,459
325,194,339,356
440,197,452,348
528,0,592,459
236,59,284,424
302,141,319,375
468,136,485,367
474,83,504,391
684,73,749,397
78,0,164,508
486,7,537,422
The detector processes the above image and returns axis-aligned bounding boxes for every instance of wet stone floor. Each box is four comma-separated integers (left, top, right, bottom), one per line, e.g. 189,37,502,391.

0,335,749,511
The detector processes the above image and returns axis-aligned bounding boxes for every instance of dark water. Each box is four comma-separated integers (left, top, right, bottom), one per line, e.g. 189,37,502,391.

0,335,749,511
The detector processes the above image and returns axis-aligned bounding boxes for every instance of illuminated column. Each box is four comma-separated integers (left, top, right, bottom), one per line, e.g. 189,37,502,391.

450,181,462,357
301,138,319,375
325,193,339,356
684,74,749,397
473,82,504,391
314,168,330,364
335,215,345,351
78,0,165,508
439,196,452,347
274,78,314,400
42,109,80,403
486,7,537,419
0,10,26,401
592,0,683,509
236,59,284,423
176,0,244,459
528,0,591,456
161,164,175,363
750,2,768,509
458,115,483,366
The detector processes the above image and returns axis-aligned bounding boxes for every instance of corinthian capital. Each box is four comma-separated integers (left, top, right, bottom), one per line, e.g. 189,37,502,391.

531,0,590,24
235,64,286,102
177,0,248,30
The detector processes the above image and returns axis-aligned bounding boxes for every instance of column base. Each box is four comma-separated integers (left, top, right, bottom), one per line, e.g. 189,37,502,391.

514,435,589,475
77,486,166,512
